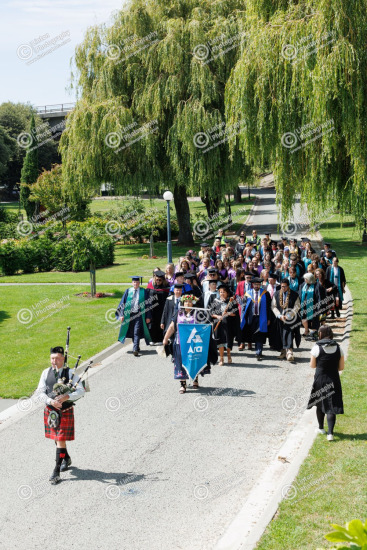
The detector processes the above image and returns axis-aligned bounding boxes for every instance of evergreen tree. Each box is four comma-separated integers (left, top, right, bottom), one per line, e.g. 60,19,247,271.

20,114,39,220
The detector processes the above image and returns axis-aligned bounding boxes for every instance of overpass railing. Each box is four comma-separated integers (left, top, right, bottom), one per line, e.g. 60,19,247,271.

36,103,76,114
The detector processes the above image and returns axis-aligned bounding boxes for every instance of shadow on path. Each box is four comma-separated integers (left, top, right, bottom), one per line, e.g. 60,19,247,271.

66,468,162,484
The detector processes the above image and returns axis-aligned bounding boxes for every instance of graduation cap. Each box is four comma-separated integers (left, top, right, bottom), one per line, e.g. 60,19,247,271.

208,278,219,285
50,346,64,355
200,242,209,247
208,267,218,273
281,236,288,241
244,271,254,277
154,270,165,278
173,283,184,289
324,242,331,247
174,271,184,278
268,272,278,279
131,276,143,282
264,231,271,236
301,237,311,243
184,272,196,280
251,277,262,283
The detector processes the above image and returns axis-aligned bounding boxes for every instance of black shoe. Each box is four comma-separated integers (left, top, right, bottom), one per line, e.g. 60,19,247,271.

60,457,72,472
133,351,141,357
256,355,262,361
49,469,61,484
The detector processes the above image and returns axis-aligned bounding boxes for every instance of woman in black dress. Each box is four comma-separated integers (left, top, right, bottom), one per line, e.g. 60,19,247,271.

307,325,344,441
210,284,239,365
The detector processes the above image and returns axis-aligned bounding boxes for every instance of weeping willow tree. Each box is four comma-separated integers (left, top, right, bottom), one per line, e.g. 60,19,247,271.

60,0,250,243
225,0,367,229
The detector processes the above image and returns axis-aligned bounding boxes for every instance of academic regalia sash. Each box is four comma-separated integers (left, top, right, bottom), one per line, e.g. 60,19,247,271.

118,287,151,344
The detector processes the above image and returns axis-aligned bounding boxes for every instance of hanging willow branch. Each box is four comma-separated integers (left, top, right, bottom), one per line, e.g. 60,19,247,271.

225,0,367,229
60,0,251,215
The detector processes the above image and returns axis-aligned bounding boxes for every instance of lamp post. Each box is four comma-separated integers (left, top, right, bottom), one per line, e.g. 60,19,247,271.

163,190,173,263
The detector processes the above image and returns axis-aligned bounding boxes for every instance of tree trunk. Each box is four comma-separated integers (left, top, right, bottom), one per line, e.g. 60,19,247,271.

235,186,242,203
200,193,221,218
90,261,96,297
174,184,194,245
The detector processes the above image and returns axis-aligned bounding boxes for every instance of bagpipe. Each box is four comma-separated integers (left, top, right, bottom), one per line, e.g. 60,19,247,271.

50,327,93,406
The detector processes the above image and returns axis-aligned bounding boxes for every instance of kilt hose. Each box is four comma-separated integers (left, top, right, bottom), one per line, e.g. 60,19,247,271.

44,405,75,441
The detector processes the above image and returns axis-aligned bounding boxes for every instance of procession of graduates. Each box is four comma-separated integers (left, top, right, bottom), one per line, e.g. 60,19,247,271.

37,229,347,486
115,230,347,395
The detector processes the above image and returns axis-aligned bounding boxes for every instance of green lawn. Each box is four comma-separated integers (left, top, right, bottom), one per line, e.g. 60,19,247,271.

255,220,367,550
0,285,122,398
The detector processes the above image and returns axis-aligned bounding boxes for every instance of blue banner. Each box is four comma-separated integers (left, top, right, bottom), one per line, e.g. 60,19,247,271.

178,323,212,380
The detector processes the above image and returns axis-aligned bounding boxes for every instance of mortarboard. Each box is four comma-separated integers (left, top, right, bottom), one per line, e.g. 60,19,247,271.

174,271,184,278
154,270,165,278
173,283,184,289
184,273,196,280
251,277,262,283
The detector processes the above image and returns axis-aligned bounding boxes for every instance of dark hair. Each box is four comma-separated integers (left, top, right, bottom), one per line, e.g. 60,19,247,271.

281,278,290,286
315,268,325,283
236,267,245,282
318,325,333,339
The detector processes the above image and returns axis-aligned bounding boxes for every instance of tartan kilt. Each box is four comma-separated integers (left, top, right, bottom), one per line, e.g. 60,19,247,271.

44,405,75,441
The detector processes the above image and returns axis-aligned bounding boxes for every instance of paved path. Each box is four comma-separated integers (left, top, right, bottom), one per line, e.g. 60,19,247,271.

0,188,349,550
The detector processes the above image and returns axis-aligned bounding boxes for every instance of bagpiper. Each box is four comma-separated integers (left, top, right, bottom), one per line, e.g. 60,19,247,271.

36,346,85,484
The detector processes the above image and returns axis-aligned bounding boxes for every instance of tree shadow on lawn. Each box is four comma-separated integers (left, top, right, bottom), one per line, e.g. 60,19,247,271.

334,432,367,441
0,310,10,323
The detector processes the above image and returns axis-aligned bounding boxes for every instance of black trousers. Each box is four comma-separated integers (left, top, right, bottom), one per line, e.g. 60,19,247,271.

282,326,294,349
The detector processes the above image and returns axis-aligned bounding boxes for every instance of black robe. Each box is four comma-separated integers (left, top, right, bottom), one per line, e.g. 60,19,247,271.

148,285,169,342
271,289,301,351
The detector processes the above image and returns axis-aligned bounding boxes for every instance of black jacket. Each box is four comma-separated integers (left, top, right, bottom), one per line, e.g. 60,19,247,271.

161,296,180,332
